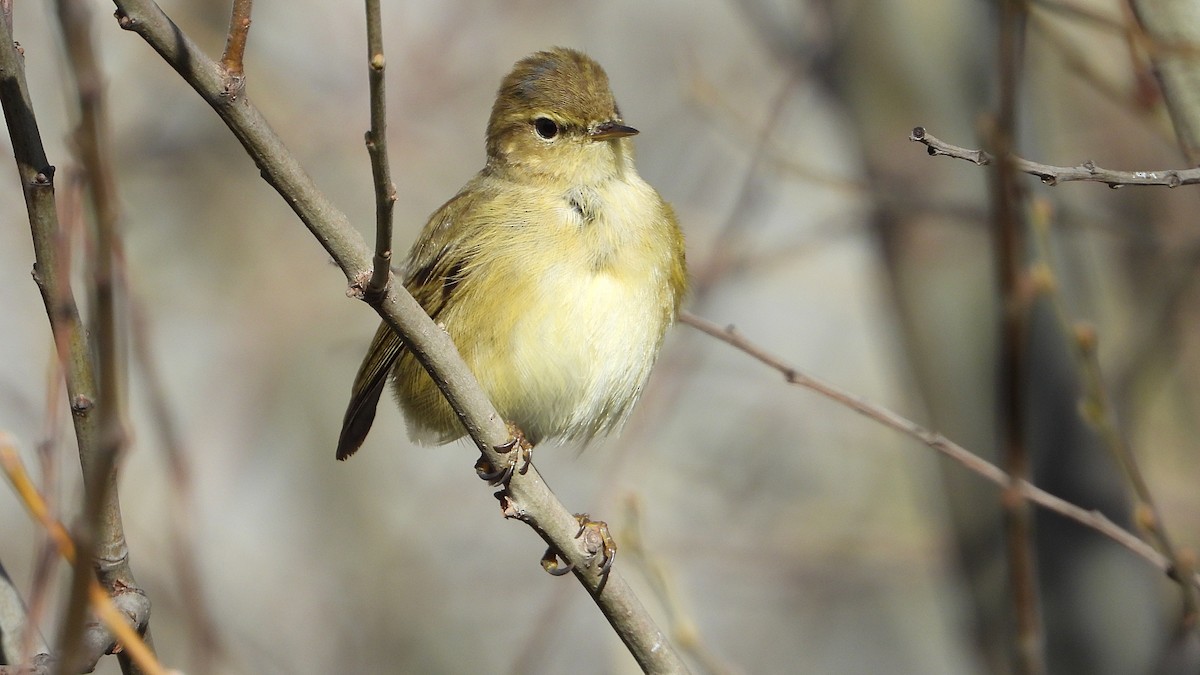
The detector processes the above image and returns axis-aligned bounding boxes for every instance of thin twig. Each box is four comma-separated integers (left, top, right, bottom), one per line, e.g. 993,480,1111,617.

910,126,1200,187
109,1,685,670
53,2,158,672
363,0,395,300
219,0,251,99
678,312,1200,593
27,292,67,663
0,436,164,675
55,0,136,596
1027,207,1199,623
1079,329,1199,612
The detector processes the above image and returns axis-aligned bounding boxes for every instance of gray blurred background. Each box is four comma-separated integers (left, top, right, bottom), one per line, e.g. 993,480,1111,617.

1,0,1197,673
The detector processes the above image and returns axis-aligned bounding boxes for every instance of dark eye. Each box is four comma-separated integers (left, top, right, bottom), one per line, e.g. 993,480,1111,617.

533,117,559,140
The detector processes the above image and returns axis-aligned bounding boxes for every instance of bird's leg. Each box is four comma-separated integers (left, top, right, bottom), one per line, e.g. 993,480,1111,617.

474,421,533,486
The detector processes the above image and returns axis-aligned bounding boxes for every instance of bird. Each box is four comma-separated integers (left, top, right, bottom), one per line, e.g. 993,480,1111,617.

336,47,687,486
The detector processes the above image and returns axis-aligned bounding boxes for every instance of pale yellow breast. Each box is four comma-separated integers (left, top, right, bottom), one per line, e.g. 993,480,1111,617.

506,258,666,441
444,175,677,443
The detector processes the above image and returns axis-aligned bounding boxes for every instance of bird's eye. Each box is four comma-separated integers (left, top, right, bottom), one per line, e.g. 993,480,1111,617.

533,117,559,140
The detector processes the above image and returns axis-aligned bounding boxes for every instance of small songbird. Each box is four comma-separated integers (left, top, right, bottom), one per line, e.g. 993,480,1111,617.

336,47,687,469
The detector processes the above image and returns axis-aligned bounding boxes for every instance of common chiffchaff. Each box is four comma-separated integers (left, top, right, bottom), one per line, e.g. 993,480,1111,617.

336,47,687,461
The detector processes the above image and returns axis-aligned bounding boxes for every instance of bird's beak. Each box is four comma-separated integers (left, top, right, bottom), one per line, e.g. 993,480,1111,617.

590,121,639,141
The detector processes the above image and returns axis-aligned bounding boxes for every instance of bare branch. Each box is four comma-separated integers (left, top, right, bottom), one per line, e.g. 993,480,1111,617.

363,0,395,300
910,126,1200,187
679,311,1200,594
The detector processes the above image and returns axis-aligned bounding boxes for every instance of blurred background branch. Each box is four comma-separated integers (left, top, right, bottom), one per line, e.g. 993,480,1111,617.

984,3,1044,670
51,1,153,671
1128,0,1200,164
0,436,162,674
0,5,151,672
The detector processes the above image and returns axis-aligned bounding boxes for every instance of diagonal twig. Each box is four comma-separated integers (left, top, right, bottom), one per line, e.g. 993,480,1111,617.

679,311,1200,594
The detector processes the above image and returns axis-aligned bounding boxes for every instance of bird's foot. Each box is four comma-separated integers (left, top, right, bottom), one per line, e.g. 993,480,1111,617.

474,422,533,486
540,513,617,590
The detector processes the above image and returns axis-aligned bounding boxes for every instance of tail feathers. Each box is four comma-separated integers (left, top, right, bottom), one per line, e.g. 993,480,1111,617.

336,322,404,460
336,378,385,460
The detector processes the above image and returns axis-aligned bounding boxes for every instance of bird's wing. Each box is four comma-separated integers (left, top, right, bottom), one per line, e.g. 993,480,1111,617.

335,184,490,460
